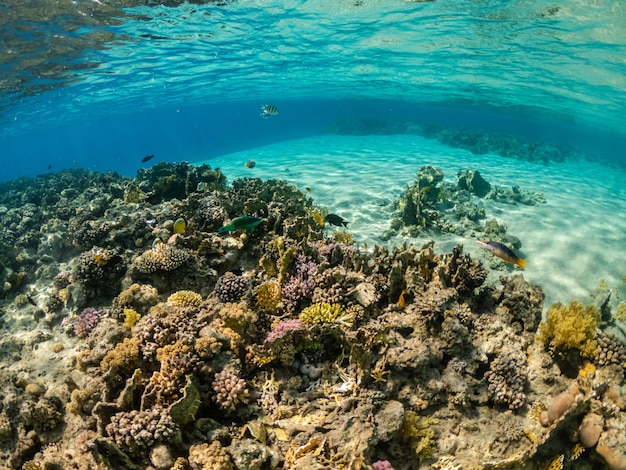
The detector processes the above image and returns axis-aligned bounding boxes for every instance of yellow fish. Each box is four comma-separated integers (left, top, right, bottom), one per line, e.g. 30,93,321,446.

313,212,325,227
398,290,406,308
173,217,187,235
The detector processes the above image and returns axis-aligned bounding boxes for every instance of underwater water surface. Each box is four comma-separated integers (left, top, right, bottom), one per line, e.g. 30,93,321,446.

1,1,626,469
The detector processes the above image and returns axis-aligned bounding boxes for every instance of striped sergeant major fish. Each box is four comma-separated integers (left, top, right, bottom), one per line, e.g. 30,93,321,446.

260,104,278,118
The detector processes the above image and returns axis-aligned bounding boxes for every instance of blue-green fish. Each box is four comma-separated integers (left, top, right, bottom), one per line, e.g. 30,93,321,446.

217,216,263,233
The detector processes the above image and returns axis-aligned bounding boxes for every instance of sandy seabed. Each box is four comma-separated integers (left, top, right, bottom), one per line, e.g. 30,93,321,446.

210,134,626,310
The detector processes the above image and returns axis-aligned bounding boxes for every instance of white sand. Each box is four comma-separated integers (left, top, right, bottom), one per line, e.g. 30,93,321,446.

208,134,626,309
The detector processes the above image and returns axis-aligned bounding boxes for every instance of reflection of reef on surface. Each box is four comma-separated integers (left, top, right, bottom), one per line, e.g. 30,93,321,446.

0,0,234,108
0,163,624,469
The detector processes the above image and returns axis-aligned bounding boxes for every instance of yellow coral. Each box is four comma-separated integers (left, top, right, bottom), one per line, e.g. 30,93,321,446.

332,231,353,244
101,337,141,374
299,302,353,328
541,454,564,470
614,301,626,322
538,301,600,358
401,411,438,461
570,443,585,460
167,290,203,307
255,280,282,312
123,308,141,328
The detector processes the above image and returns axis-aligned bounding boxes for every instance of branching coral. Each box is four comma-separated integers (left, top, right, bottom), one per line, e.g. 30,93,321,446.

401,411,438,461
167,290,203,308
123,307,141,328
73,307,103,338
255,279,282,312
299,302,353,328
266,319,308,343
281,254,317,312
215,273,249,303
100,337,141,375
213,368,249,412
133,241,190,273
106,406,180,454
188,441,234,470
538,301,600,358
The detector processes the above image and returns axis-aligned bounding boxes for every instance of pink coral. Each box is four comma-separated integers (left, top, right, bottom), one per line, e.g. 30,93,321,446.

73,307,103,337
281,255,317,312
372,460,395,470
213,368,249,412
266,319,308,342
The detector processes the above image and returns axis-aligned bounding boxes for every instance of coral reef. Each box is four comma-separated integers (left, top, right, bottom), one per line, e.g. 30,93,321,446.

0,162,624,470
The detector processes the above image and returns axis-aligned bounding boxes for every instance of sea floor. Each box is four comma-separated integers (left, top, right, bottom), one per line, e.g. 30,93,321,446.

210,134,626,309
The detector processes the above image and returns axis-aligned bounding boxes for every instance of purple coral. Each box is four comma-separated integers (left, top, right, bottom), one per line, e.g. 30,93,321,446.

266,319,308,343
73,307,103,338
281,255,317,312
372,460,394,470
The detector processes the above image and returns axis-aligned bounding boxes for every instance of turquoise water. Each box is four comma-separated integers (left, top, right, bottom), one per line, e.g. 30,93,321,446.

1,0,625,180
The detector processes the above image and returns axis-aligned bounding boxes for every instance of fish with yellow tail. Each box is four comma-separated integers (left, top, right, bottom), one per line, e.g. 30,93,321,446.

477,240,526,268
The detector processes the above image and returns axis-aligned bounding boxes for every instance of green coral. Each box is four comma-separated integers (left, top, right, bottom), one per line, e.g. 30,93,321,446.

538,301,600,358
299,302,353,328
401,411,438,461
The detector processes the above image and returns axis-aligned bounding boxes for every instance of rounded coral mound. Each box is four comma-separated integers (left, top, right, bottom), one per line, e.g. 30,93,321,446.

215,273,249,303
167,290,203,308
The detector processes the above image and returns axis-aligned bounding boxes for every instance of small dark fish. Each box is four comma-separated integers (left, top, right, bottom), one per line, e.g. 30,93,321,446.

260,104,278,118
47,164,52,170
325,214,349,227
26,295,37,307
218,216,263,233
244,159,256,168
477,240,526,268
141,154,155,163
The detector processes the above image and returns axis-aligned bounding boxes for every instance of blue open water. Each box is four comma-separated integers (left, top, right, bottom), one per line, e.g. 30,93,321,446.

1,0,625,181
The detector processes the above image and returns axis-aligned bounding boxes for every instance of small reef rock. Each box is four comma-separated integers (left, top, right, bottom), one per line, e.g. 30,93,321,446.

388,165,544,255
0,163,624,469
